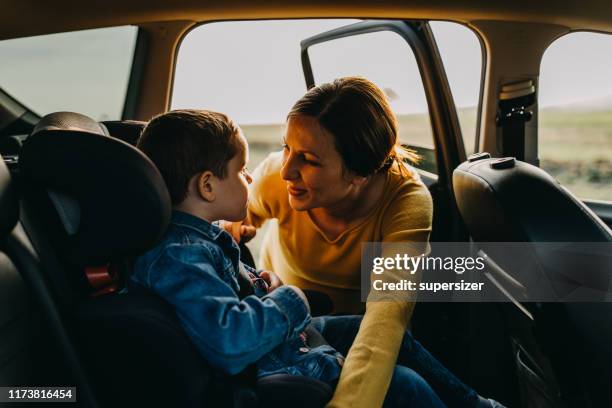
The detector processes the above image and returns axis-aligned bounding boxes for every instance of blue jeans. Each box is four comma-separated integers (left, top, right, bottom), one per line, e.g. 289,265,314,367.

312,315,479,408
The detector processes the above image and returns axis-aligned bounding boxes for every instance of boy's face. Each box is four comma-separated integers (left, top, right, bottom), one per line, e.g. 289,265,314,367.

214,132,252,222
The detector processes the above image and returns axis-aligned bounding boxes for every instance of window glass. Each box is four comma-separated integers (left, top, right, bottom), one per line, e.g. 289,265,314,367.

306,30,436,173
0,26,137,121
539,32,612,201
430,21,483,154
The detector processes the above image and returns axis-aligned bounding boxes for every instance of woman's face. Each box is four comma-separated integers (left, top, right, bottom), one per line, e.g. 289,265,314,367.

281,115,356,211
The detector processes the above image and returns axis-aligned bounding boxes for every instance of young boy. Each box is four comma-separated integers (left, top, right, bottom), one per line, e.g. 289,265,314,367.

131,109,502,408
131,109,344,384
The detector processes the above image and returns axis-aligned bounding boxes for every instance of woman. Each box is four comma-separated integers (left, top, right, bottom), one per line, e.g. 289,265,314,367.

247,77,430,314
236,77,500,407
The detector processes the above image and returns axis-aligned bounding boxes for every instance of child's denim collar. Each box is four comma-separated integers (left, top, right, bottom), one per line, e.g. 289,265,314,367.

170,210,223,241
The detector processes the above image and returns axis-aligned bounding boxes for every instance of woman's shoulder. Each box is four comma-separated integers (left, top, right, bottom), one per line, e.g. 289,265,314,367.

386,164,433,210
378,164,433,239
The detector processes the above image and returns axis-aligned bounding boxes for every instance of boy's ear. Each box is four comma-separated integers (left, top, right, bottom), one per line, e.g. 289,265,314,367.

197,171,216,202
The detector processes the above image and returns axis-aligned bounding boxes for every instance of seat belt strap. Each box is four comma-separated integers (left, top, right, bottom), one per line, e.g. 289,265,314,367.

496,80,536,160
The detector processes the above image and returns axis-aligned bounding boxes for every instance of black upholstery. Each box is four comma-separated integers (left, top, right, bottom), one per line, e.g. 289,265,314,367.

20,112,171,266
75,289,213,407
101,120,147,146
257,374,333,407
453,156,611,243
0,153,99,405
0,155,30,385
453,155,612,406
0,153,18,237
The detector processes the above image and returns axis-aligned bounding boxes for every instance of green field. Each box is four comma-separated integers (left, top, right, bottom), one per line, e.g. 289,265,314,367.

538,109,612,200
241,107,611,201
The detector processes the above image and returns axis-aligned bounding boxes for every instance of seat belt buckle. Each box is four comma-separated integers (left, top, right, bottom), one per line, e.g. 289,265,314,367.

85,264,118,297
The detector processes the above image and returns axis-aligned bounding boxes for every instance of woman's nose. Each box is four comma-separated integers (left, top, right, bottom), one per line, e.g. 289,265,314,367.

281,153,299,181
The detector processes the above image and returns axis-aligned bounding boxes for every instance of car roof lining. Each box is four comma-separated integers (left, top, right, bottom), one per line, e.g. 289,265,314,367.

1,1,606,160
1,0,612,41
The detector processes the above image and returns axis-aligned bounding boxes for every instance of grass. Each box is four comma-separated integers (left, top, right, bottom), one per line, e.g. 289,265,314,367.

241,107,611,201
539,108,612,200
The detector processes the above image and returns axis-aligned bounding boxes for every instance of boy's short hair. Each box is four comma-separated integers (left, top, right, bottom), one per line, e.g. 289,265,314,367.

137,109,242,205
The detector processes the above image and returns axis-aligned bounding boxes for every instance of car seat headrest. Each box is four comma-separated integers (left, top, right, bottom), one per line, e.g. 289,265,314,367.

19,112,171,265
453,155,612,242
101,120,146,146
33,111,111,137
0,154,18,237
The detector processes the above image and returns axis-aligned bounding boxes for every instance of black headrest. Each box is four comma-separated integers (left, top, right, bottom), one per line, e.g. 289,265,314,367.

0,154,18,237
102,120,147,146
453,155,612,243
19,112,171,265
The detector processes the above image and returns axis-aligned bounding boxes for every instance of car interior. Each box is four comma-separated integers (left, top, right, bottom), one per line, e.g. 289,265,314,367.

0,1,611,407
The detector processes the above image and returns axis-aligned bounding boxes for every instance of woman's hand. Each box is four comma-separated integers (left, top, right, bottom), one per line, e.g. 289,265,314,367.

259,270,284,292
221,221,257,243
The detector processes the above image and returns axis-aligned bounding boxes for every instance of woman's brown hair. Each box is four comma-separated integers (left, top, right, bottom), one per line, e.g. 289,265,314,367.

288,76,418,177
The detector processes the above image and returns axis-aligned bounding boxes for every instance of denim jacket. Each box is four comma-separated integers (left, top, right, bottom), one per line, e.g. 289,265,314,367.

130,211,342,383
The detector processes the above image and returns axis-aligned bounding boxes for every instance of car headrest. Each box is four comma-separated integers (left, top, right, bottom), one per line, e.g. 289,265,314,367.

32,111,112,136
102,120,147,146
19,112,172,265
0,154,18,237
453,154,612,243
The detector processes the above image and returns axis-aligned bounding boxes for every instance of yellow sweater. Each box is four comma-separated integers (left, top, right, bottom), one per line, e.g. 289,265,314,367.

247,152,433,408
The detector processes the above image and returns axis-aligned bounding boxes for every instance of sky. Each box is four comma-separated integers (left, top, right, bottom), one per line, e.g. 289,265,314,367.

1,20,612,122
171,20,480,123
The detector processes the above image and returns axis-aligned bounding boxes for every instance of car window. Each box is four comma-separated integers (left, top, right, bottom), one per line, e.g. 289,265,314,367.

304,28,436,174
172,19,444,174
430,21,483,155
0,26,137,121
539,32,612,201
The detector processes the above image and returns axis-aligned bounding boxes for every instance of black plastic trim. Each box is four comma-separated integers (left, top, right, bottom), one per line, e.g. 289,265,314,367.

122,28,150,120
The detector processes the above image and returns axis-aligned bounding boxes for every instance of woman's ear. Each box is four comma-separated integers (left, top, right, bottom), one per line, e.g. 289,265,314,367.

349,174,368,188
197,171,216,202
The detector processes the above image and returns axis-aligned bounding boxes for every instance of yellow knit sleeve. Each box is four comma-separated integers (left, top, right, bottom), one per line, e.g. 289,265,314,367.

245,151,285,228
326,179,433,408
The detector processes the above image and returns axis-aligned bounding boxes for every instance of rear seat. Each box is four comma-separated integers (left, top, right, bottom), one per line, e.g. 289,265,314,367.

15,111,333,407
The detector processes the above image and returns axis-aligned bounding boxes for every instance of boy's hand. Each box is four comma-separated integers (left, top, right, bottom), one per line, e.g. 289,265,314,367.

221,221,257,243
259,270,283,292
